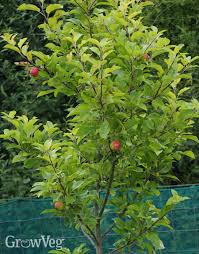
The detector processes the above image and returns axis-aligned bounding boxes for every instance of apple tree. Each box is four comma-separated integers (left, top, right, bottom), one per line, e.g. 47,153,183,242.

1,0,199,253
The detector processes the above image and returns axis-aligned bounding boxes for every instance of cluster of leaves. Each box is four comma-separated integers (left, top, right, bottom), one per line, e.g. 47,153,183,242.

0,0,70,198
49,244,88,254
144,0,199,183
1,0,199,253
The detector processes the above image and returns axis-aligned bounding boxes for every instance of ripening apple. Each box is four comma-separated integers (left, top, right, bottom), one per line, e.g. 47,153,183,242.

54,201,63,210
143,53,151,61
29,67,39,77
110,140,122,152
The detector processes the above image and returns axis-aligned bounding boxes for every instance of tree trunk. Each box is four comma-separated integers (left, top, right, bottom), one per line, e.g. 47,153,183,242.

96,220,103,254
96,241,103,254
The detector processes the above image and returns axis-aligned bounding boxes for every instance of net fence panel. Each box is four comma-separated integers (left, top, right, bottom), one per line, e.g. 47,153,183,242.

0,185,198,254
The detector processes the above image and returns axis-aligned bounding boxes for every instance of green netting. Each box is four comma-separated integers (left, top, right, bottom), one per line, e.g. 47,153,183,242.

0,185,198,254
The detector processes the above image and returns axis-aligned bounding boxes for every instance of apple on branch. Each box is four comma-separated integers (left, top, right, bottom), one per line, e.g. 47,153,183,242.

54,201,64,210
110,140,122,152
29,67,39,77
143,53,151,61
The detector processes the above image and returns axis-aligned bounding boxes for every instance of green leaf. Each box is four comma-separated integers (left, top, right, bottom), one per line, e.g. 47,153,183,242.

31,182,44,193
32,51,49,62
103,66,120,78
146,232,165,250
72,180,84,191
44,139,52,151
156,37,170,47
18,38,28,49
45,43,60,52
37,90,55,97
8,111,17,119
46,4,63,15
24,158,41,169
12,154,26,163
41,209,57,215
4,44,20,53
166,190,189,207
49,249,71,254
86,38,100,47
90,47,100,56
1,33,17,45
148,63,164,76
183,134,199,144
183,150,195,159
21,45,29,56
149,138,164,156
98,120,110,139
178,87,190,96
164,175,180,181
18,4,40,12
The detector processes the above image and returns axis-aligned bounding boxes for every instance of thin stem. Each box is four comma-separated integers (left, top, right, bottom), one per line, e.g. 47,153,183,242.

47,152,66,196
38,2,48,24
81,225,96,248
149,64,188,103
73,0,88,14
98,47,105,116
91,83,97,95
89,0,97,12
98,157,117,218
152,55,178,99
102,223,115,239
77,215,98,243
144,34,161,53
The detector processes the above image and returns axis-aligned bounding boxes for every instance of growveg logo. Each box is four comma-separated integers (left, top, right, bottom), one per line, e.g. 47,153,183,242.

5,235,65,249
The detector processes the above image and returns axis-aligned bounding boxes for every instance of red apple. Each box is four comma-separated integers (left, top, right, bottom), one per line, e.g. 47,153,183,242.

54,201,63,210
29,67,39,77
143,53,150,61
110,140,122,152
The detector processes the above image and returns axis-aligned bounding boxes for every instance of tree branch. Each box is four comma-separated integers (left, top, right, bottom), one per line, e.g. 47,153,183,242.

77,214,98,243
81,225,96,248
47,152,67,196
98,157,117,218
73,0,87,14
102,223,115,239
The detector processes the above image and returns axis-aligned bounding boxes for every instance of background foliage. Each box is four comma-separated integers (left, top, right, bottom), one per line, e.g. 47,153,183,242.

144,0,199,184
0,0,199,199
0,0,69,198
